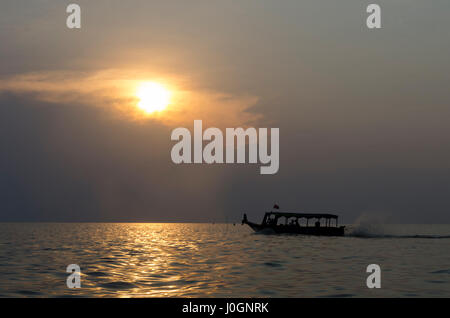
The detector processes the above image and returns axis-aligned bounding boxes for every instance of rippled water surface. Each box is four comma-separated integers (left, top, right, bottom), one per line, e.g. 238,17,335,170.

0,223,449,297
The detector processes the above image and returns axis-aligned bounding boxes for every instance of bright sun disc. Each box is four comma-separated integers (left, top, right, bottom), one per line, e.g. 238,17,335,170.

136,82,171,113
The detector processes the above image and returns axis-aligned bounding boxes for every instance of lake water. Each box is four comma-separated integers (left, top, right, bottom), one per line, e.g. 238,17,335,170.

0,223,449,297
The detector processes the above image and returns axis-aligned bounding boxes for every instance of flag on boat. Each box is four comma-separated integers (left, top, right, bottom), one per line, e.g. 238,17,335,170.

273,204,280,209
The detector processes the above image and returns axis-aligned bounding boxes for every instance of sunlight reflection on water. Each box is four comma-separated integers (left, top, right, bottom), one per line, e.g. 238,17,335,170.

0,223,449,297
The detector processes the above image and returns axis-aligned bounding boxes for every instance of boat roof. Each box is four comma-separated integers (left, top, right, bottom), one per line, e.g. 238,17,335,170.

265,211,338,219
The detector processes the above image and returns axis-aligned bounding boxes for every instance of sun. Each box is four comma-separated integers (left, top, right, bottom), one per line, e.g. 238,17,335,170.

136,82,171,113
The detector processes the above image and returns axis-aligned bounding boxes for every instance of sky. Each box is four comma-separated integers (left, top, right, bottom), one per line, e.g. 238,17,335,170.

1,0,449,223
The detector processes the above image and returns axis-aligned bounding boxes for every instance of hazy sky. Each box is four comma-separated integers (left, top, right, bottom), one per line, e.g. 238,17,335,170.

1,1,449,223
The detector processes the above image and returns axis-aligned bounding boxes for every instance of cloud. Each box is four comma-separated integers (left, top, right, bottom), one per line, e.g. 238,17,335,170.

0,69,262,128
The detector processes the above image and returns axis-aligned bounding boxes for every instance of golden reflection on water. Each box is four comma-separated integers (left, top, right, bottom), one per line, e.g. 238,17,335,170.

0,223,450,297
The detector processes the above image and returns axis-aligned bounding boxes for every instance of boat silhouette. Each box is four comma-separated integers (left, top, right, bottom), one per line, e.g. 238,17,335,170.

242,211,345,236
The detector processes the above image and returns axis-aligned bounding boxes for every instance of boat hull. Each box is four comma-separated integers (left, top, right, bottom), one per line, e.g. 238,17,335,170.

244,221,345,236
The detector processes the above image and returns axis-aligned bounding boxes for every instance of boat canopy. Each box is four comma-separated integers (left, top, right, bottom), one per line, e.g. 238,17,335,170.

265,212,338,219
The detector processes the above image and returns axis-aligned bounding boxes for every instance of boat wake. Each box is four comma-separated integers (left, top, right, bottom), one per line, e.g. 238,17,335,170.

346,218,450,239
347,231,450,239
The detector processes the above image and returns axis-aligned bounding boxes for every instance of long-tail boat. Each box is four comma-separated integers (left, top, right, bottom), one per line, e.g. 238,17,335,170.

242,211,345,236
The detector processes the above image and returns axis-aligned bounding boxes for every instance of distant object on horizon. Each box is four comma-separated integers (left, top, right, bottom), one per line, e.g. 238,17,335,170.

242,211,345,236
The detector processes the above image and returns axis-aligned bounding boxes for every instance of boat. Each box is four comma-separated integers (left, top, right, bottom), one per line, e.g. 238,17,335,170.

242,211,345,236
